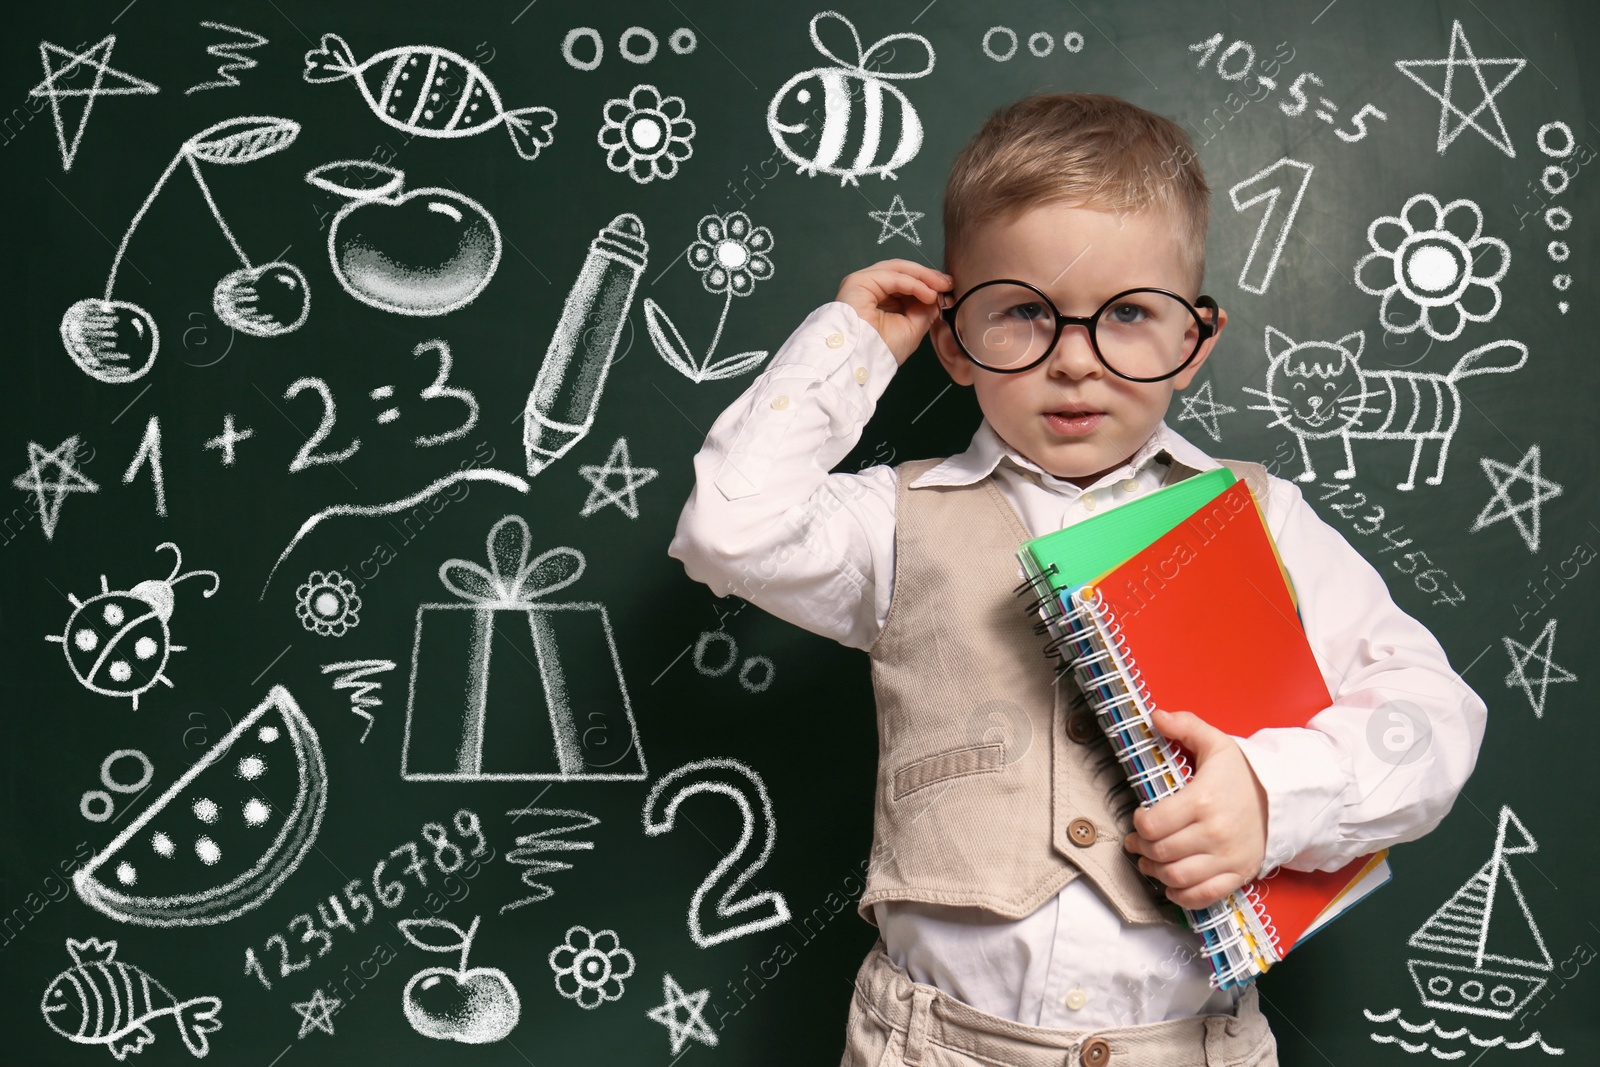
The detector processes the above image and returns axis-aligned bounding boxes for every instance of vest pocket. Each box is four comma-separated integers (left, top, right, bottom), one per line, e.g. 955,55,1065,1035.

891,742,1004,800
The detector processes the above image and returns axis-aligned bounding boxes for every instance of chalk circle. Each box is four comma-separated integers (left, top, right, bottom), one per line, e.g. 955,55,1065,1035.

694,630,737,677
1489,984,1518,1008
669,28,698,55
1458,980,1485,1003
1427,974,1452,996
1549,240,1570,262
620,27,659,65
102,748,154,793
1554,273,1572,290
1545,206,1573,231
738,656,775,694
80,791,115,822
983,26,1019,62
1542,165,1570,197
1538,121,1574,158
1028,32,1055,57
562,27,603,71
1064,31,1085,52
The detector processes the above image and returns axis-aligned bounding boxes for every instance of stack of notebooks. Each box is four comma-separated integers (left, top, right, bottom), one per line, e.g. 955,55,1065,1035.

1017,468,1391,989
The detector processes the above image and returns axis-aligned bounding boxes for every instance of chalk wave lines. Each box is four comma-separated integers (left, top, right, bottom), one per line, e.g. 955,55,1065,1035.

1364,1008,1564,1057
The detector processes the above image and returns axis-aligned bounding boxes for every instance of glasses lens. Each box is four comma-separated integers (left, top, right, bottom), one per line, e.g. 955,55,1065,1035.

953,283,1058,369
1093,292,1200,380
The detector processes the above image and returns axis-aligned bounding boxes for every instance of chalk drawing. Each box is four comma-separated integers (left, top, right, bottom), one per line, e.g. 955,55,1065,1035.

202,415,254,466
307,160,501,317
1537,121,1577,315
122,415,167,517
1470,443,1562,552
549,925,634,1009
643,758,792,947
599,84,695,182
1396,21,1525,158
1502,618,1574,720
643,211,773,383
410,340,479,445
79,749,154,823
1228,159,1314,296
295,571,362,636
646,973,719,1053
1355,193,1510,341
284,377,362,471
981,27,1084,62
1364,1008,1565,1057
560,26,701,70
579,437,659,519
291,987,342,1038
501,807,599,913
768,11,935,184
46,542,219,709
41,938,221,1058
692,631,775,693
185,23,268,95
399,915,521,1043
1176,380,1236,443
30,37,159,171
525,214,648,474
304,33,556,160
13,437,99,540
73,685,328,926
1242,328,1527,490
321,659,397,741
869,193,925,246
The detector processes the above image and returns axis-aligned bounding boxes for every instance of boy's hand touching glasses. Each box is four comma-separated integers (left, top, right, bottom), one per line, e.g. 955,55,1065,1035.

836,260,953,364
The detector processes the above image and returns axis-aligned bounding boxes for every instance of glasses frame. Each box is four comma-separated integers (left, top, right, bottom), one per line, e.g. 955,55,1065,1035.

939,280,1220,383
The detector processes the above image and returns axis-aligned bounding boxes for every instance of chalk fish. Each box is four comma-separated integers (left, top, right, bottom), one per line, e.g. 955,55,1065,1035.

41,938,222,1059
304,33,556,160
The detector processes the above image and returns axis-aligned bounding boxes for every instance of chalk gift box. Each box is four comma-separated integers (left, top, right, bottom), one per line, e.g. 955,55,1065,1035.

402,515,646,780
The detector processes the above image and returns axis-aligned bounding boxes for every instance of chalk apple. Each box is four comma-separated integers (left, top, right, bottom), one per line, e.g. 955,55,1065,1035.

328,189,501,316
402,965,520,1044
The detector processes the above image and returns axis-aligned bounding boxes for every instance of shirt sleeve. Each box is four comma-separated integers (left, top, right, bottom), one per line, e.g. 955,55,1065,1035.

1230,477,1488,875
667,302,904,651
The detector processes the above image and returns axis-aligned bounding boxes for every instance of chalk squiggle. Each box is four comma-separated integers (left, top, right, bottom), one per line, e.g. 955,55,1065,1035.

1368,1014,1565,1057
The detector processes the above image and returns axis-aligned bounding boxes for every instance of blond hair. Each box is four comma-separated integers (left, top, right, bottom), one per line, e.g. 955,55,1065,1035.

943,93,1210,291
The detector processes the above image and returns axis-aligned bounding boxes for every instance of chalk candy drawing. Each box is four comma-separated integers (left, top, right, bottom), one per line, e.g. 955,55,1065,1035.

1175,380,1236,443
122,416,167,517
644,211,774,383
643,759,792,948
1228,158,1314,296
646,973,719,1054
598,84,695,182
1395,21,1525,158
295,571,362,636
321,659,397,741
41,938,222,1058
578,438,658,519
73,685,328,926
1242,328,1528,490
399,915,521,1043
46,542,219,709
61,116,306,383
767,11,935,184
869,193,925,246
202,415,253,466
185,22,268,95
1354,193,1510,342
525,214,648,475
1502,618,1574,720
692,631,776,694
1471,443,1562,552
307,161,501,317
304,33,556,160
30,36,159,171
549,925,634,1009
291,988,342,1038
80,749,155,823
13,436,99,540
501,807,599,913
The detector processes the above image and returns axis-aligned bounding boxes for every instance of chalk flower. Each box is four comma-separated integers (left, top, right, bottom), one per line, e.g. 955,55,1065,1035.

598,84,695,183
549,925,634,1009
294,570,361,637
688,212,775,297
1354,193,1509,341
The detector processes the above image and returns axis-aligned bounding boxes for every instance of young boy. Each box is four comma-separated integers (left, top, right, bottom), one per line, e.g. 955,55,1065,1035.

670,94,1485,1067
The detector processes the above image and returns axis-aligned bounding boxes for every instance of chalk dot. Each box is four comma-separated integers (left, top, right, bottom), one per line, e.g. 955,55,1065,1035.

1549,240,1570,262
108,661,132,683
424,110,435,120
134,636,158,660
408,57,417,65
74,628,98,651
1554,273,1572,290
796,88,811,104
258,725,280,743
195,837,221,865
1538,121,1574,158
401,72,410,80
1064,31,1085,52
670,28,698,54
116,861,137,885
314,592,342,618
1404,245,1461,292
393,88,403,96
243,798,271,826
1545,206,1572,231
193,797,220,823
152,832,175,857
237,755,266,780
1542,165,1570,197
630,116,663,150
103,604,125,626
1559,301,1570,313
716,240,750,270
431,92,439,101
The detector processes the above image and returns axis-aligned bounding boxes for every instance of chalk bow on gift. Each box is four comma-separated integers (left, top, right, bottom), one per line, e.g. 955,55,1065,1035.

437,515,585,607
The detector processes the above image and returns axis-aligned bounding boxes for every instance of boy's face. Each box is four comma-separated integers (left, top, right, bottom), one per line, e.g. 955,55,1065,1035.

931,202,1225,488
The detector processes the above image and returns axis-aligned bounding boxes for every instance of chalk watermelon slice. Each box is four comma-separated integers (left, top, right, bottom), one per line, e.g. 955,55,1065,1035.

74,685,328,927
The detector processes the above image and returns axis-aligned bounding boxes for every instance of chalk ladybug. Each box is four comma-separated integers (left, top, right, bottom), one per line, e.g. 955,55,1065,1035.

47,543,220,709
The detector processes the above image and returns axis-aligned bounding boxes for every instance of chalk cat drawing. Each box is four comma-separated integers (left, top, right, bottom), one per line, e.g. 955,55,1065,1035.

1243,327,1527,490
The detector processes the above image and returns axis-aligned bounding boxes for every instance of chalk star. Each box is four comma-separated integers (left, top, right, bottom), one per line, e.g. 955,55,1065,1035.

13,436,99,541
1395,20,1525,158
1176,380,1236,442
291,987,342,1039
869,194,925,246
646,973,718,1055
578,437,658,519
1503,617,1574,719
203,415,254,466
30,36,160,172
1470,443,1562,552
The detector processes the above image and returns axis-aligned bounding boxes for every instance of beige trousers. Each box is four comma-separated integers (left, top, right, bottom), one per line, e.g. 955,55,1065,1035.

841,943,1279,1067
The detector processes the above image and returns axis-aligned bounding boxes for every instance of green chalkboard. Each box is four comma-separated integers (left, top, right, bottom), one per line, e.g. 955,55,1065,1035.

3,1,1597,1064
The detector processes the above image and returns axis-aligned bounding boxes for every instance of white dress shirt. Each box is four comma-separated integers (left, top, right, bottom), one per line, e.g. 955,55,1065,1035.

669,302,1487,1029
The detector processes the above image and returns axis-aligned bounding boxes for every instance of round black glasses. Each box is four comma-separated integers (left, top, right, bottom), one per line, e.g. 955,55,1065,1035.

939,281,1219,383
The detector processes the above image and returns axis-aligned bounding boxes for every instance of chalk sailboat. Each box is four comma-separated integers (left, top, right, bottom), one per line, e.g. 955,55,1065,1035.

1406,807,1552,1020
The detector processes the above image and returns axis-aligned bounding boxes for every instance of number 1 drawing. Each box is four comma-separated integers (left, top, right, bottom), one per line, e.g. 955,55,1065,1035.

1228,158,1313,296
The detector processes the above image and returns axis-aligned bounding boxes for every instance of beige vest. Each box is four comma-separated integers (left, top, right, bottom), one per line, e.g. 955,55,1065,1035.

860,452,1270,924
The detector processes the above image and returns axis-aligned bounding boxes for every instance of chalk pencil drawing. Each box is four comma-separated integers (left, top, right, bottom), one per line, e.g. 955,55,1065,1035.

598,84,695,183
73,685,328,926
304,33,556,160
643,758,792,948
549,925,634,1009
1175,380,1236,443
1354,193,1509,342
869,193,925,245
202,415,253,466
62,116,306,383
1395,21,1525,158
646,973,719,1054
525,214,648,475
295,570,363,636
1242,328,1528,490
321,659,397,741
1502,618,1574,720
501,807,599,913
80,749,155,823
41,938,222,1058
291,987,342,1038
767,11,935,185
1470,443,1562,552
307,161,501,317
579,438,659,519
46,542,219,709
13,436,99,540
122,415,167,517
644,211,774,383
692,631,776,694
399,916,521,1043
1228,159,1313,296
185,22,268,95
31,37,159,172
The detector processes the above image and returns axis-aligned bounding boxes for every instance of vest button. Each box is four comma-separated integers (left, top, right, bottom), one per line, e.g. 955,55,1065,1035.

1066,711,1098,744
1079,1037,1111,1066
1067,817,1098,846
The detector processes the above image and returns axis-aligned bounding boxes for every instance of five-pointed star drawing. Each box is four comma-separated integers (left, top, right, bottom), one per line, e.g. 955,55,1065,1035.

869,194,925,246
1395,20,1526,158
13,436,99,540
30,36,160,172
1470,443,1562,552
1503,617,1574,719
579,437,659,519
646,973,719,1055
291,987,343,1039
1176,380,1236,442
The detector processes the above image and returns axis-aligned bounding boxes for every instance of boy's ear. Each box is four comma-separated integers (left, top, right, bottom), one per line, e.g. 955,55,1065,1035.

929,314,976,386
1173,304,1227,390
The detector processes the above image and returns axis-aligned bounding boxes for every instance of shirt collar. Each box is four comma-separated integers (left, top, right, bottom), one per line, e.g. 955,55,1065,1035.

908,420,1218,491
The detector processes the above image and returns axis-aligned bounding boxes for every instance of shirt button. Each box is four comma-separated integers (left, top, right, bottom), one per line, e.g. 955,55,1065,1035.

1121,478,1141,493
1066,712,1098,745
1067,817,1098,847
825,332,846,348
1079,1037,1111,1067
771,395,791,410
1065,988,1088,1011
1080,492,1097,511
854,366,869,384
